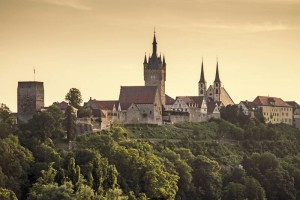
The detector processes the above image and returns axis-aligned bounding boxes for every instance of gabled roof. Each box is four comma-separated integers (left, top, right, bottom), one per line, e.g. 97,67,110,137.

119,86,158,110
220,87,235,106
166,94,175,105
53,101,69,110
85,100,119,110
176,96,205,108
285,101,300,109
207,101,219,114
253,96,291,107
240,101,255,110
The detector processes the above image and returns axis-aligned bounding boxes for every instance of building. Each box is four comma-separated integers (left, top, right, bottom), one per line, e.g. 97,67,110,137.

165,95,176,111
84,99,119,129
238,101,256,117
118,86,163,125
81,32,236,128
17,81,44,122
143,32,166,106
198,60,234,107
172,96,207,121
286,101,300,129
252,96,293,125
207,101,222,119
53,101,70,114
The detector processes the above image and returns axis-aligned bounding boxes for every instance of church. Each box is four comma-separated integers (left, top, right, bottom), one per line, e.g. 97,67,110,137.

84,32,235,127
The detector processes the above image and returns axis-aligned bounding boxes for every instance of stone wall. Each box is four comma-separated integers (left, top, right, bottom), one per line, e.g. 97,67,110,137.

17,81,44,122
125,103,162,125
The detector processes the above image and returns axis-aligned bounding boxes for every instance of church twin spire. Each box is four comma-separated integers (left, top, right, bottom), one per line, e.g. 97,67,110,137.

199,59,221,84
214,60,221,83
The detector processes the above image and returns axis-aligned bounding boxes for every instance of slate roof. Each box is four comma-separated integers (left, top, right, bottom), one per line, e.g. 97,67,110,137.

253,96,291,107
86,100,119,110
240,101,255,110
285,101,300,109
207,101,218,114
119,86,158,110
176,96,205,108
53,101,69,110
165,94,175,105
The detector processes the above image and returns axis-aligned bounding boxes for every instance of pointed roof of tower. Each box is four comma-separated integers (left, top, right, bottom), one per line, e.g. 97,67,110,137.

214,60,221,83
152,31,157,57
163,55,166,65
143,53,147,64
153,30,157,45
199,58,206,83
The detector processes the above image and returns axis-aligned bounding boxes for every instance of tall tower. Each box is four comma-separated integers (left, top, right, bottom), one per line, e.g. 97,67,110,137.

144,32,166,106
198,59,207,97
213,61,222,101
17,81,44,122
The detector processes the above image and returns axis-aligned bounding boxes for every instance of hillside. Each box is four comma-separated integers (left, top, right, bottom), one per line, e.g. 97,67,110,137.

1,105,300,199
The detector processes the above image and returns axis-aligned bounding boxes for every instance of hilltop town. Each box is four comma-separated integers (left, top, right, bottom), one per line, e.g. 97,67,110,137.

16,33,300,131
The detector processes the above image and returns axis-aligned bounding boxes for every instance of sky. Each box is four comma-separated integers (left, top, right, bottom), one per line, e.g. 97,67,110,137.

1,0,300,112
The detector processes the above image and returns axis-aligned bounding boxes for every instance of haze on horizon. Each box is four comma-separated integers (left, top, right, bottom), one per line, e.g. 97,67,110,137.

1,0,300,112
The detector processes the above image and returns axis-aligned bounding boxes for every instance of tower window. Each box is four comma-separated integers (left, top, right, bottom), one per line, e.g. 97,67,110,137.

200,89,204,95
216,83,218,87
215,89,219,94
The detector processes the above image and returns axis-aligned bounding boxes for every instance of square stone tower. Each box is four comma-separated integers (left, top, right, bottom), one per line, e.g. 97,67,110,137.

17,81,44,122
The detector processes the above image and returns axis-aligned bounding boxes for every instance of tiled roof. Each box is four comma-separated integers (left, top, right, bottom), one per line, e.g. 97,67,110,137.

53,101,69,110
86,100,119,110
207,101,218,114
285,101,300,109
119,86,158,110
165,94,175,105
176,96,205,108
253,96,291,107
240,101,255,110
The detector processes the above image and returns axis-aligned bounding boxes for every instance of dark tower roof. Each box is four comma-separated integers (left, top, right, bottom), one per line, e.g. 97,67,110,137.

214,61,221,83
199,59,206,83
143,54,147,64
163,55,166,65
148,31,163,69
152,32,157,57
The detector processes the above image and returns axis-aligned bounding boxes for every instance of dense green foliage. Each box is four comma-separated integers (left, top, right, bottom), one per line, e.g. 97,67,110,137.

65,88,83,109
1,103,300,199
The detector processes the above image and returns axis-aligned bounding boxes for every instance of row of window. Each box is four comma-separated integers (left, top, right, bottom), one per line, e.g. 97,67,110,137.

264,112,290,117
266,117,292,123
271,107,292,112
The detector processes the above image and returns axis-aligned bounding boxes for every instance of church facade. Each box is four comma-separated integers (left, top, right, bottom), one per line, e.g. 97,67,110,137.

198,60,235,107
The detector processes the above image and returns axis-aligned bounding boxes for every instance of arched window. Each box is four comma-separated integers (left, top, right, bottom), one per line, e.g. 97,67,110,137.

215,89,219,94
200,89,204,95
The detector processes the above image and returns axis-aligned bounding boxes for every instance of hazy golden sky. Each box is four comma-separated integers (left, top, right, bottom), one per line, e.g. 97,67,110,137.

1,0,300,111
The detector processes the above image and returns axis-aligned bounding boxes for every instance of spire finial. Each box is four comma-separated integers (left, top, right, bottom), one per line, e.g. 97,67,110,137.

214,58,221,83
199,58,205,83
143,52,147,64
152,29,157,56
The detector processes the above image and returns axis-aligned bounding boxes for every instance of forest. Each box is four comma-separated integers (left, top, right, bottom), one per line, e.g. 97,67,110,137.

1,101,300,200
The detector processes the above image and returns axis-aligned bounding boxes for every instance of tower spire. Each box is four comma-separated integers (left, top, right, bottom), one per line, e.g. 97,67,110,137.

152,30,157,56
199,58,205,83
214,59,221,83
143,53,147,64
